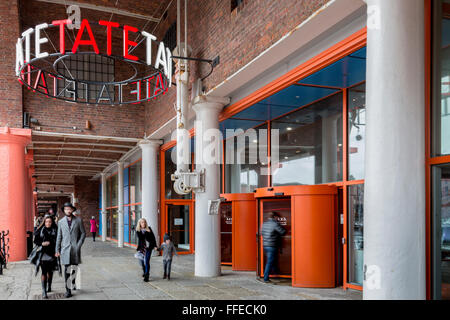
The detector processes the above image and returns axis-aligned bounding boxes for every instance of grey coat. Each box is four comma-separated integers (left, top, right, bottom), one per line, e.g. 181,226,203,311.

56,216,86,265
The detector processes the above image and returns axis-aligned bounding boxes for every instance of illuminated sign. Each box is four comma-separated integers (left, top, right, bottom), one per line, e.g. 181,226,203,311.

15,19,172,105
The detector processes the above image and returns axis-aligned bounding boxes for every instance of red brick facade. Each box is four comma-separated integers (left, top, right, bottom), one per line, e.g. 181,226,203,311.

0,0,23,128
144,0,329,135
74,176,99,235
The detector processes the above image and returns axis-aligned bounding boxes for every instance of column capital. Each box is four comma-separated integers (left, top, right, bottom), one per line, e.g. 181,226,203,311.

0,127,31,145
192,95,230,113
138,139,162,150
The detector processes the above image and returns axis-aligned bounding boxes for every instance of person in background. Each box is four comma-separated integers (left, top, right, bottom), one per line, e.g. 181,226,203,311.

136,218,157,282
90,216,98,241
34,212,45,233
260,211,286,283
158,233,177,280
48,208,58,223
33,215,58,299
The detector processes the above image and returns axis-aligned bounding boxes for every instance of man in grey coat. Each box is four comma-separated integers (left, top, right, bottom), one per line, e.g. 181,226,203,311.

55,202,86,298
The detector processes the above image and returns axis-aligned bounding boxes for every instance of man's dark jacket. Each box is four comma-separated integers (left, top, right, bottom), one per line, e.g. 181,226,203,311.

261,218,286,247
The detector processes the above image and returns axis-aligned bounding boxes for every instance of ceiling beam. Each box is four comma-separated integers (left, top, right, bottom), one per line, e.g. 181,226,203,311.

32,131,142,143
33,155,116,161
31,147,126,154
32,141,135,149
34,0,160,22
34,160,110,165
35,163,108,168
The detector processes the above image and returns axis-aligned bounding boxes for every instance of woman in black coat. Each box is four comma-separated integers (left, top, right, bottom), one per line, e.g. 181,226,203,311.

136,218,157,282
33,215,58,299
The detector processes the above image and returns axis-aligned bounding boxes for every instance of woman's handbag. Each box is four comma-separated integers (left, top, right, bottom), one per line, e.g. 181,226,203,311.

28,245,42,265
134,251,145,262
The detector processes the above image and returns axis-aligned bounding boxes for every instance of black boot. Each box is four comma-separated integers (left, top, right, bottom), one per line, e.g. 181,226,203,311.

143,274,149,282
163,273,167,279
167,274,170,281
47,274,52,292
64,270,72,298
41,280,48,299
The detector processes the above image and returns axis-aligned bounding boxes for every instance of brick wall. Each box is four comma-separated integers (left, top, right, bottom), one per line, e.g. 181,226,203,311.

0,0,23,128
74,176,99,235
144,0,330,136
17,0,148,138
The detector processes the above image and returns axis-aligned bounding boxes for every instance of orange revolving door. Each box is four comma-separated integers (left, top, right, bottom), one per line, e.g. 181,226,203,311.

220,193,257,271
255,185,337,288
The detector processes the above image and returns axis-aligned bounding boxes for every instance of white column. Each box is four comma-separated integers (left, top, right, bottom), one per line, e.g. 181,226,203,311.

101,173,107,242
117,161,124,248
139,140,162,250
193,95,230,277
363,0,425,299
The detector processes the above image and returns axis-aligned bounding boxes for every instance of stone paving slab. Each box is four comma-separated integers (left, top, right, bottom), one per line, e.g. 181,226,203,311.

1,239,362,300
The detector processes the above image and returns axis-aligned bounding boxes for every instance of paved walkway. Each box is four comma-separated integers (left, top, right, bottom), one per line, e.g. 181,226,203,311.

1,239,362,300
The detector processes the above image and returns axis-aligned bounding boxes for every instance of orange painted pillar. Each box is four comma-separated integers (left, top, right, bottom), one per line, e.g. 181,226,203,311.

0,127,31,261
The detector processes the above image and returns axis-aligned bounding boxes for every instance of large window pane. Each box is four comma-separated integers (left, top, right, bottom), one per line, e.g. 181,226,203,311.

348,83,366,181
106,178,111,208
128,204,142,245
111,208,118,239
225,124,268,193
433,163,450,300
110,174,118,207
129,161,142,204
433,1,450,156
271,92,343,186
348,184,364,286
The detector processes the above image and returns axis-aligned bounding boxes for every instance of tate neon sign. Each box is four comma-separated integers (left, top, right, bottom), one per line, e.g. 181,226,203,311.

15,19,172,105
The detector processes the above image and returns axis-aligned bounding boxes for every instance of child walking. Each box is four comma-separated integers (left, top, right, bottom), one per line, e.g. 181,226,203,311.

158,233,177,280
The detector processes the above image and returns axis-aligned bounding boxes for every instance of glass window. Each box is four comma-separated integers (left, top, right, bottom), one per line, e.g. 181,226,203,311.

165,147,191,199
433,1,450,156
348,83,366,181
110,208,118,239
106,209,111,238
348,184,364,286
110,174,118,207
432,163,450,300
128,204,142,245
271,92,343,186
167,204,190,252
129,161,142,204
106,178,111,208
224,124,268,193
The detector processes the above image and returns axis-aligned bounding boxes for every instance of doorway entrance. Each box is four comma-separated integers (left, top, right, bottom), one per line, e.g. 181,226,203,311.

164,202,194,254
258,198,292,278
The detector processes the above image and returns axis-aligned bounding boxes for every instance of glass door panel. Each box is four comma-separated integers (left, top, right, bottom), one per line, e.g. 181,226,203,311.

167,204,191,252
128,204,142,245
260,199,292,277
348,184,364,286
220,202,232,264
433,164,450,300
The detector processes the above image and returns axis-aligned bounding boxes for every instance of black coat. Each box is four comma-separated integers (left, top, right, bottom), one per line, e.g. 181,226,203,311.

136,228,157,253
34,226,57,257
30,226,58,275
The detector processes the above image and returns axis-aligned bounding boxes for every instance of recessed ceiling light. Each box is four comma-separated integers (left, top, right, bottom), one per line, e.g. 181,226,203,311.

287,127,292,131
253,140,258,143
284,156,289,160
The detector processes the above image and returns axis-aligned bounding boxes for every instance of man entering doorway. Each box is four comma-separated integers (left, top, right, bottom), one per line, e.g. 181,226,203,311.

261,211,286,283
